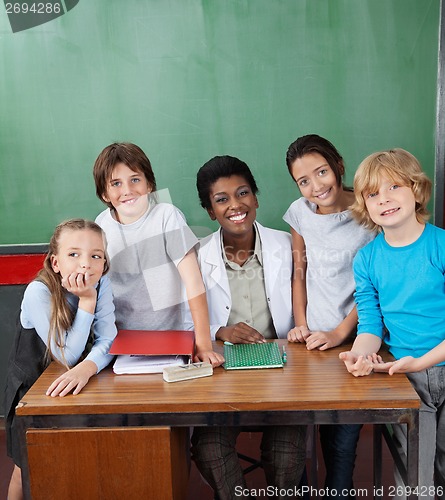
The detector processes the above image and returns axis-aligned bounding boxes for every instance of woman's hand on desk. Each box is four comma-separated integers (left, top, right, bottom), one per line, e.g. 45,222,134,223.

46,360,98,397
216,323,265,344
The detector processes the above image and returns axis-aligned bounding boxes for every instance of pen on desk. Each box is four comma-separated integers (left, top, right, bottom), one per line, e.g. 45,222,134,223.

282,345,287,363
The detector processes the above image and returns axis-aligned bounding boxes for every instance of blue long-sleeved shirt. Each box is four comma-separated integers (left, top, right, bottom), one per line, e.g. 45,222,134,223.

353,223,445,364
20,275,117,372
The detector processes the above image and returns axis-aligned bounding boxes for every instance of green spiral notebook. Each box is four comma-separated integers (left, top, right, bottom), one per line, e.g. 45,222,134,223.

223,342,284,370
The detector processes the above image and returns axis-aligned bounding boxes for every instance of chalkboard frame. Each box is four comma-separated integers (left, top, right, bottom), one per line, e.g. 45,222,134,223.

435,0,445,228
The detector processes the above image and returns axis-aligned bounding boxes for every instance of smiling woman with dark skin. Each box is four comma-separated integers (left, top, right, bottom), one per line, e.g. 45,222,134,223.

188,155,307,500
205,173,264,343
208,174,257,266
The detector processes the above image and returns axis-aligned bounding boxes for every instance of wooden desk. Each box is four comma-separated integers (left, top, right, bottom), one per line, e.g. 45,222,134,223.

16,341,420,499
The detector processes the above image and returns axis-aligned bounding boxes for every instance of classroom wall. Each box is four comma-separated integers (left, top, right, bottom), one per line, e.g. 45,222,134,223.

0,0,440,245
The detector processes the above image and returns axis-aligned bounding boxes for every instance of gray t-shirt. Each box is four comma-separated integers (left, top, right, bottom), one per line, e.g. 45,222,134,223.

283,197,375,332
96,201,198,331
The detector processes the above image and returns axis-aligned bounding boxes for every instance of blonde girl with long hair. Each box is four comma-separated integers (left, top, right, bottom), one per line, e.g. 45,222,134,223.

4,219,117,500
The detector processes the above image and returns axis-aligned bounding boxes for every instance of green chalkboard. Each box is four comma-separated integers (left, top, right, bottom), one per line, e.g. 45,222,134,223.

0,0,440,244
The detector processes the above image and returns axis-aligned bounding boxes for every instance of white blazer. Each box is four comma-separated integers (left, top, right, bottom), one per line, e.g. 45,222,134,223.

185,222,293,339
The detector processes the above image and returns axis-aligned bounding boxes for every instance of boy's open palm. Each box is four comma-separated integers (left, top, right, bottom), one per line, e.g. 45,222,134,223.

339,351,374,377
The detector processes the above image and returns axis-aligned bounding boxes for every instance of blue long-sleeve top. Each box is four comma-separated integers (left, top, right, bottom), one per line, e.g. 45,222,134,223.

353,223,445,364
20,275,117,372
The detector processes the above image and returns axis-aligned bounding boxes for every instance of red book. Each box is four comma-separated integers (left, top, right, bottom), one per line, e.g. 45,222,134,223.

109,330,195,357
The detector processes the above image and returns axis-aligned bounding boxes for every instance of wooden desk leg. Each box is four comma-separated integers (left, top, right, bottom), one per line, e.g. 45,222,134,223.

16,415,32,500
310,425,319,499
406,410,419,500
381,412,420,500
373,425,383,500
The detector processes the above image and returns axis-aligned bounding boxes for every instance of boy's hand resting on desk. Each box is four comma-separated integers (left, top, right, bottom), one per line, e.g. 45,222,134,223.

339,351,374,377
46,360,98,397
216,323,265,344
194,349,225,367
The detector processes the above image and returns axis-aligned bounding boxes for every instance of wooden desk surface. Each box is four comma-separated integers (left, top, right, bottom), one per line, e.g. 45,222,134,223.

17,341,419,417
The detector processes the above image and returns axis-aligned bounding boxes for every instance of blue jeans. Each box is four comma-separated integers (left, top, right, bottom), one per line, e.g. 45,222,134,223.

319,424,362,499
393,367,445,500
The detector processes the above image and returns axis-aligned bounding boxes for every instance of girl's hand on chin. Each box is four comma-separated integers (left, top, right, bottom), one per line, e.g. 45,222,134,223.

62,272,97,299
